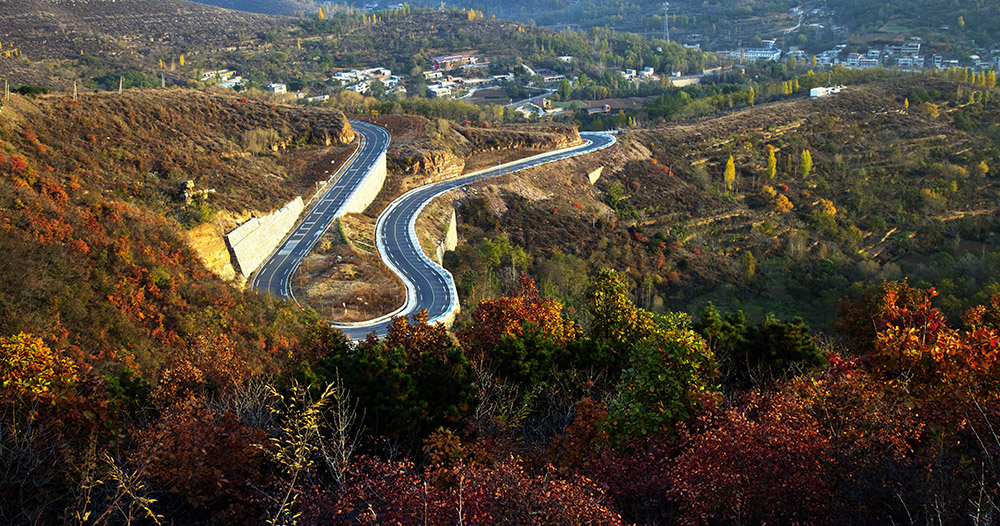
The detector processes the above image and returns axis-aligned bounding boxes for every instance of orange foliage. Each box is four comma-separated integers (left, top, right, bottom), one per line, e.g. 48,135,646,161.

459,274,579,359
385,309,453,362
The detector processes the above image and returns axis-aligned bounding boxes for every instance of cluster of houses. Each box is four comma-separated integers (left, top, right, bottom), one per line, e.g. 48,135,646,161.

200,69,245,89
618,67,661,82
811,39,1000,72
424,71,515,98
333,67,404,95
431,54,477,70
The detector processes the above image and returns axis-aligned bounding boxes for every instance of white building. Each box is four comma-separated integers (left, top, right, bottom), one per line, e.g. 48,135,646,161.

267,83,287,94
426,82,456,98
810,85,844,98
346,83,369,94
734,47,783,61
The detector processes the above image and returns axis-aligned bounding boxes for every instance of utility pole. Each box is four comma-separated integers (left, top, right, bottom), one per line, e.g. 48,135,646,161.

663,2,670,43
161,73,165,89
73,80,78,102
4,79,8,102
118,76,123,94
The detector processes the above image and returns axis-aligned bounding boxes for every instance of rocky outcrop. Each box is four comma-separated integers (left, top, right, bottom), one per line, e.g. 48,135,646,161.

187,221,237,281
392,144,466,184
458,125,581,154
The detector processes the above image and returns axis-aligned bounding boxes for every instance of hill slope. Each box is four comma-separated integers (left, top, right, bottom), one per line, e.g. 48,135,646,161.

0,0,286,85
0,87,352,377
440,76,1000,327
189,0,319,15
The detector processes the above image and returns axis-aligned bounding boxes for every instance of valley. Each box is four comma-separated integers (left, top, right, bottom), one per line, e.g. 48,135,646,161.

1,1,1000,524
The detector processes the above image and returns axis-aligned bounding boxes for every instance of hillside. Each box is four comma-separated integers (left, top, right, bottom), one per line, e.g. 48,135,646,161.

0,86,354,362
0,0,287,86
438,75,1000,327
189,0,319,15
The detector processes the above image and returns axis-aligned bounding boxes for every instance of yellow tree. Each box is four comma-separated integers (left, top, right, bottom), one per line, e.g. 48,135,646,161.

179,54,185,67
0,333,77,395
317,7,326,20
765,144,777,179
724,155,736,192
748,86,755,106
800,149,812,178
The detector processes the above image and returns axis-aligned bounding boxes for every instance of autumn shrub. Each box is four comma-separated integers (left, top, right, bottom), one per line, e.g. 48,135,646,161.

315,453,624,525
459,274,579,369
606,317,716,440
0,332,77,397
667,389,835,525
138,396,268,523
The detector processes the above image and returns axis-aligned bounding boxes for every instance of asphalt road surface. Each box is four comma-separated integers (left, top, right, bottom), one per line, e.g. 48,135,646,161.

334,131,616,340
250,119,390,299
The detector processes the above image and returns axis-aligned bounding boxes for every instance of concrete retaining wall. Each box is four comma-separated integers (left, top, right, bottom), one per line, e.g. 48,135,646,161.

342,151,387,215
433,209,458,265
587,166,604,184
225,196,304,277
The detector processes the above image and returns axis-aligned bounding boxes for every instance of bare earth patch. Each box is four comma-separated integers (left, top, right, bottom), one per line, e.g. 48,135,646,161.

291,213,404,323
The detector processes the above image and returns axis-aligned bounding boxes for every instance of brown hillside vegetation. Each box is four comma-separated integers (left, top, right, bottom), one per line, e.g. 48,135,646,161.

4,88,353,215
443,76,1000,324
0,88,354,277
0,0,285,85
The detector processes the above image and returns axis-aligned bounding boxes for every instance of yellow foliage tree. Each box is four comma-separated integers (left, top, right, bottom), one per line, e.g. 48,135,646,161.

774,194,794,214
765,144,777,179
920,101,940,118
818,198,836,216
0,333,77,395
317,7,326,20
800,149,813,178
723,155,736,192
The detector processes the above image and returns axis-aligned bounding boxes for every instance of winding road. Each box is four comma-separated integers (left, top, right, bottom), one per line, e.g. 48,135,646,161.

251,119,615,340
250,120,390,298
334,131,616,340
